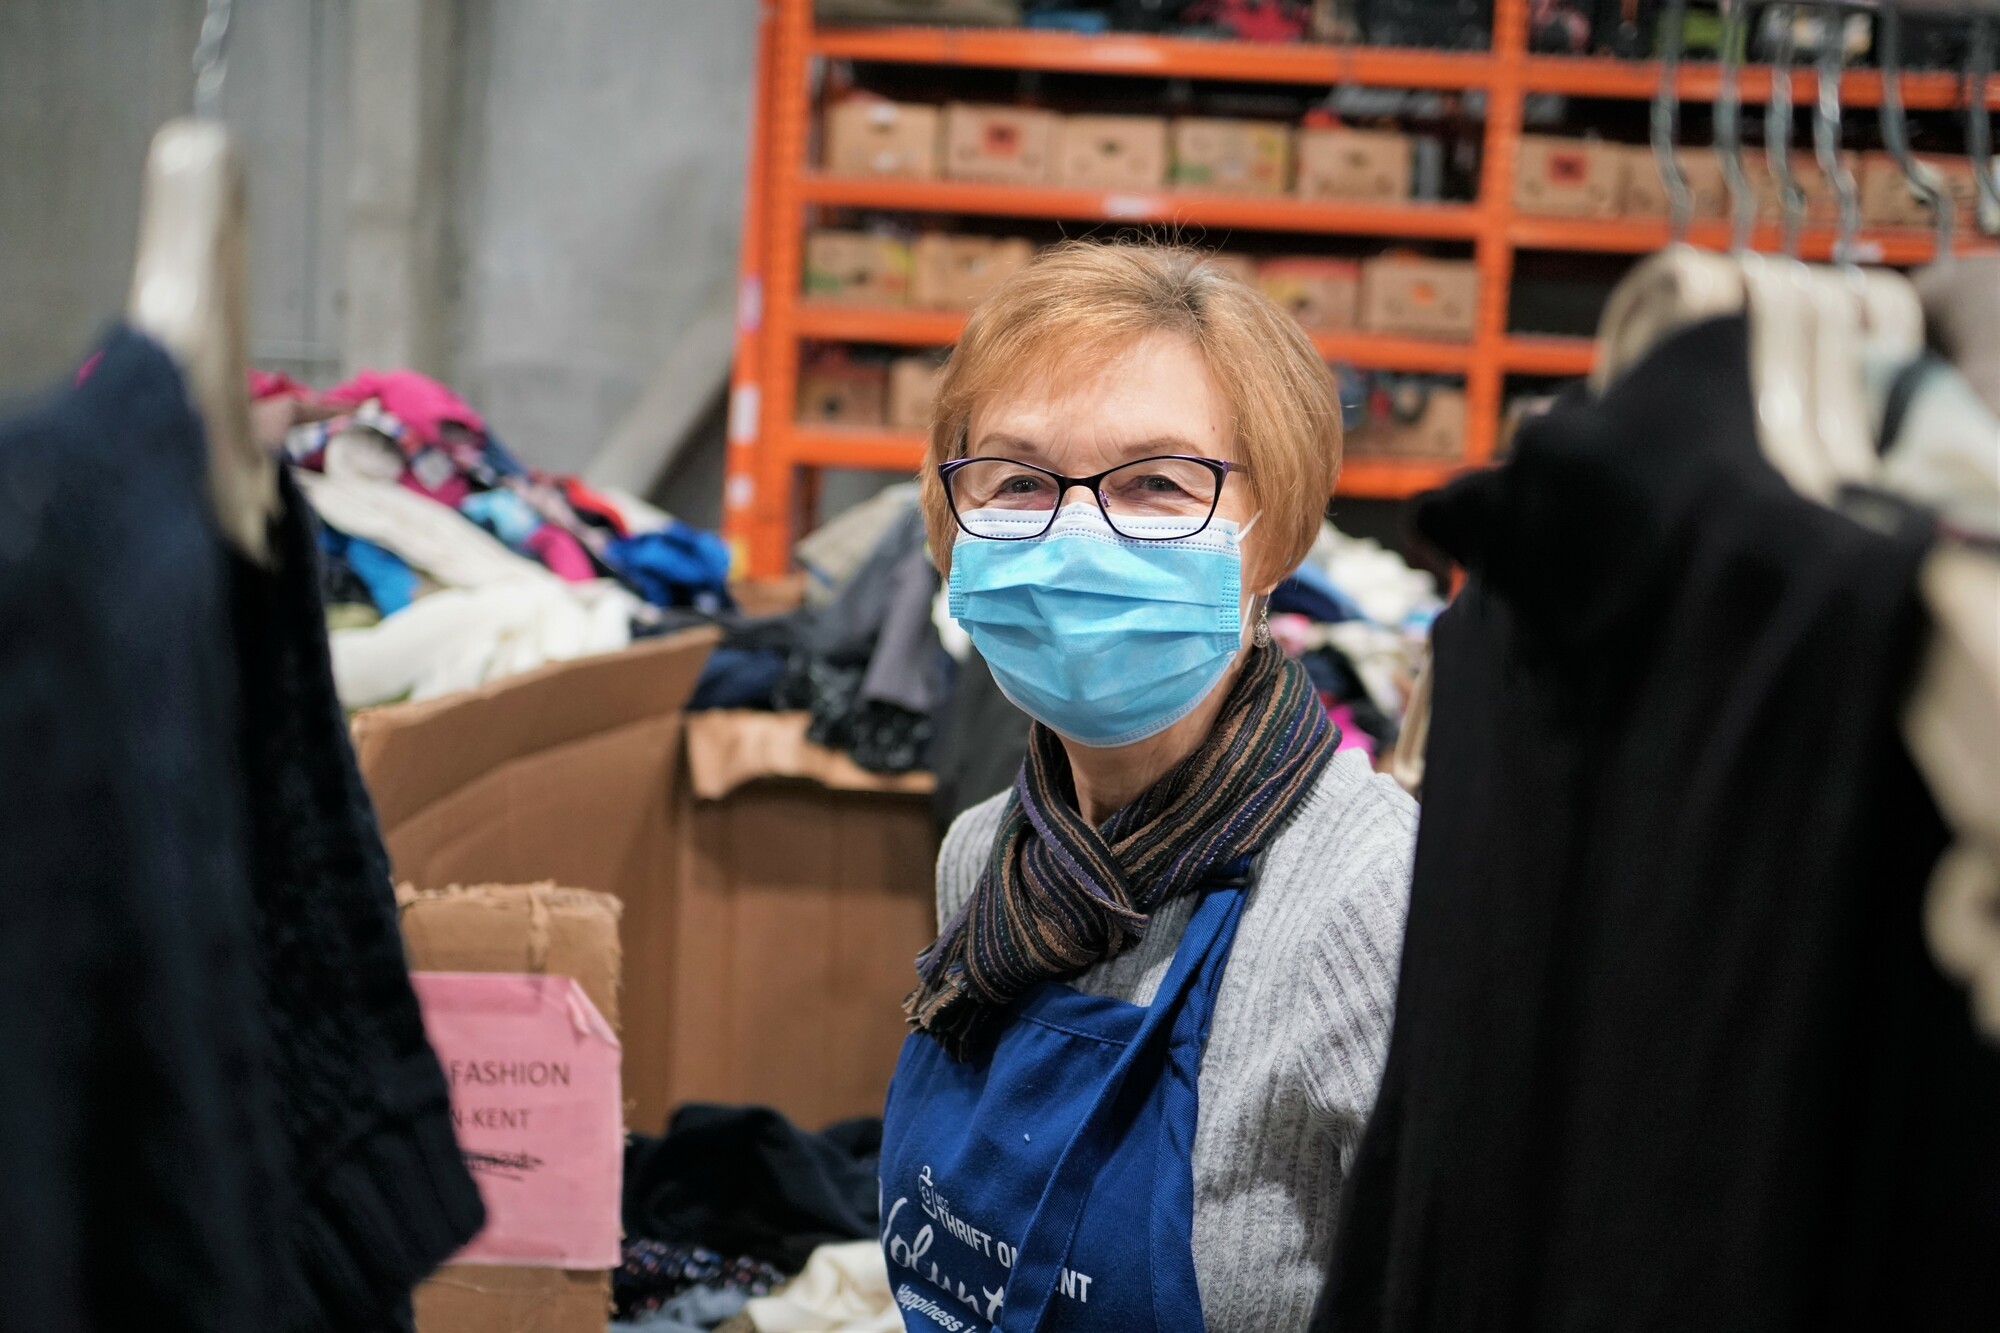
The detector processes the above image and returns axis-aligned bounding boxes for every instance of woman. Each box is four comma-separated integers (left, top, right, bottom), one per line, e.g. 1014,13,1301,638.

879,241,1417,1331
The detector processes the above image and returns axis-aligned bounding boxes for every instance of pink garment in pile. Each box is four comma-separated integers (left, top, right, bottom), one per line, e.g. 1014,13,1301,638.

525,525,596,582
323,369,486,446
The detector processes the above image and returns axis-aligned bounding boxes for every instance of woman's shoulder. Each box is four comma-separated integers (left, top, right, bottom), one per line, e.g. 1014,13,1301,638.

1265,748,1418,882
935,788,1012,929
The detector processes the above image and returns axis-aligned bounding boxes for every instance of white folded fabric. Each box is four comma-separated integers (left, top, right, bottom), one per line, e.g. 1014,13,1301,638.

328,579,637,708
295,466,559,590
744,1241,901,1333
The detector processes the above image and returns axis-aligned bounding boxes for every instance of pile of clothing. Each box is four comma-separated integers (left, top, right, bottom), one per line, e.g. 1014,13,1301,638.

1266,519,1442,764
256,369,733,709
614,1105,898,1333
684,485,950,777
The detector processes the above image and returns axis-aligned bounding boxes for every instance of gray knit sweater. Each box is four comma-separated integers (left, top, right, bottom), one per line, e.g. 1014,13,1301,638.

933,750,1416,1331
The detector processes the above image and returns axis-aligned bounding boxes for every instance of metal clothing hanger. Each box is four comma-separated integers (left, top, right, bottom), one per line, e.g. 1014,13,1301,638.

128,0,275,562
1590,0,1746,391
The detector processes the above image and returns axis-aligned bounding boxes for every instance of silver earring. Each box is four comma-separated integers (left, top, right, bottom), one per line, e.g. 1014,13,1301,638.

1253,608,1272,649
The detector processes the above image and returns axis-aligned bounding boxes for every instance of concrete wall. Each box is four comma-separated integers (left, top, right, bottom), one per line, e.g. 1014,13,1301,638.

449,0,756,477
0,0,349,394
0,0,757,491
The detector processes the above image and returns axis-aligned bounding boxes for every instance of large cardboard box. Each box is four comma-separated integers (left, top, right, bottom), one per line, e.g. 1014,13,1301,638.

1257,257,1361,330
796,356,888,427
888,356,944,431
943,103,1056,183
1053,114,1169,190
823,98,941,179
1359,257,1479,342
1858,152,1981,228
1620,145,1731,221
1345,385,1467,459
402,885,624,1333
1513,135,1627,218
1296,127,1411,203
803,230,911,307
352,630,941,1136
1170,118,1293,195
401,883,623,1029
910,234,1035,310
415,1267,610,1333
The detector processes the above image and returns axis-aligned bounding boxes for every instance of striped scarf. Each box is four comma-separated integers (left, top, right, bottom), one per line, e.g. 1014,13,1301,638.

905,643,1336,1057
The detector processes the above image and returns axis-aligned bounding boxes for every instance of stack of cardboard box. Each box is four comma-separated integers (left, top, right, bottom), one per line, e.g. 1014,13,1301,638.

821,95,1421,206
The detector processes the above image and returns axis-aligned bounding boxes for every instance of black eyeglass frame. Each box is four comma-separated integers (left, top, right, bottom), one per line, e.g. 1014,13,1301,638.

936,454,1251,542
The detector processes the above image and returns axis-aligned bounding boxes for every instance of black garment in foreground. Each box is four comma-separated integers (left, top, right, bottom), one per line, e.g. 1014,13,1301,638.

0,330,481,1333
236,465,485,1329
1318,317,2000,1332
623,1104,882,1273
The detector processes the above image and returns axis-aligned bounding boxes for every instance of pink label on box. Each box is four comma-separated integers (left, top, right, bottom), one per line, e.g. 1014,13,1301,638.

412,972,623,1268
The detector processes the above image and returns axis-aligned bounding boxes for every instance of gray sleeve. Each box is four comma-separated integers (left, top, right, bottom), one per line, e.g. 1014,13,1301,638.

1288,762,1418,1131
934,789,1011,932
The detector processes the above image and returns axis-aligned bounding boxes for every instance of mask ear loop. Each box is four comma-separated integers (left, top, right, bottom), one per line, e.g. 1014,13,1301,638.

1233,510,1272,647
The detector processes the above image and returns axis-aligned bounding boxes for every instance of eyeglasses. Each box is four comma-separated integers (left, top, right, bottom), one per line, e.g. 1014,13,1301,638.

938,455,1250,542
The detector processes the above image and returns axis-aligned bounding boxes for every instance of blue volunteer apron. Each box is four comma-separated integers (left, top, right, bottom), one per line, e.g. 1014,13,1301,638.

879,861,1252,1333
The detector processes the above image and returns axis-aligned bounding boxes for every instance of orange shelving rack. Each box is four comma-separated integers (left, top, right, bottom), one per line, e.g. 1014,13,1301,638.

723,0,1998,577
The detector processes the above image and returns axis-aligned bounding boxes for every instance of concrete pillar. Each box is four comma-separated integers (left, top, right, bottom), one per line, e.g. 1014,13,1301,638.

341,0,455,375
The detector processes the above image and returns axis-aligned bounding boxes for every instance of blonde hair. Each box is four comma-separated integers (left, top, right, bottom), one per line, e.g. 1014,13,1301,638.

919,239,1341,586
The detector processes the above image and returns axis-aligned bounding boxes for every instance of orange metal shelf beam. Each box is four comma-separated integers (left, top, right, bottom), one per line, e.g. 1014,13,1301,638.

789,427,927,472
796,302,965,346
1337,457,1469,498
789,427,1471,498
814,27,1497,88
797,300,1475,370
801,173,1486,238
1509,215,1994,264
1500,334,1596,376
1522,56,2000,110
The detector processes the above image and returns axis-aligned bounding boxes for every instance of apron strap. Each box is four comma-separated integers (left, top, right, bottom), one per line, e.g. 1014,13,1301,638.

1002,878,1250,1331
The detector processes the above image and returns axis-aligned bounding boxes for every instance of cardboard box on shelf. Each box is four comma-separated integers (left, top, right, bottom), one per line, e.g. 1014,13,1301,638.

1345,385,1467,459
888,356,944,431
802,230,911,306
1203,252,1259,285
351,628,940,1137
910,234,1035,310
796,356,888,427
1296,127,1412,203
943,103,1057,183
822,97,941,179
1620,145,1730,220
1749,152,1860,227
1358,257,1479,341
1858,152,1982,228
1257,257,1362,330
1170,118,1293,195
1513,135,1627,218
1053,114,1170,190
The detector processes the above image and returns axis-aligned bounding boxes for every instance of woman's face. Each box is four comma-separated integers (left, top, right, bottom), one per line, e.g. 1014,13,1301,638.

961,331,1271,590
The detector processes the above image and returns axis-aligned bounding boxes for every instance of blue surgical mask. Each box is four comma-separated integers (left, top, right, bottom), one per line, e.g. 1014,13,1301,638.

948,503,1258,748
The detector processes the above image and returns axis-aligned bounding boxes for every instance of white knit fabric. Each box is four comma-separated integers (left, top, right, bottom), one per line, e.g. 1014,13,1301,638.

931,749,1415,1331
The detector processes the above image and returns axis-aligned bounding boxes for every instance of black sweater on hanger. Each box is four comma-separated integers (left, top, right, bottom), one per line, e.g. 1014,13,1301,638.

1318,317,2000,1332
0,329,481,1333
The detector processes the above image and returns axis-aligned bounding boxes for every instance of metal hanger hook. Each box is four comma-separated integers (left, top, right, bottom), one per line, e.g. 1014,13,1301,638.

193,0,235,120
1768,6,1811,256
1812,19,1863,266
1970,14,1999,233
1716,0,1759,250
1877,4,1954,257
1653,0,1696,242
